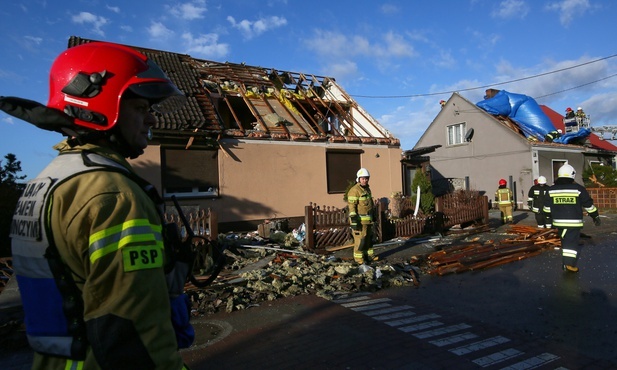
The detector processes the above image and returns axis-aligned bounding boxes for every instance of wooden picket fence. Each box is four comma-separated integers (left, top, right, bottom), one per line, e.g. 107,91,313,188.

304,191,489,252
304,203,352,252
163,208,218,241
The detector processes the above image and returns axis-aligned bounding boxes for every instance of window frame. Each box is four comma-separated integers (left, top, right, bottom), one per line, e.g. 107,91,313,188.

447,122,466,146
161,147,219,199
325,150,363,194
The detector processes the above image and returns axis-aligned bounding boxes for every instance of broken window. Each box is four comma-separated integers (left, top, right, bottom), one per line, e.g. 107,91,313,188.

161,148,219,198
326,150,362,193
447,122,466,146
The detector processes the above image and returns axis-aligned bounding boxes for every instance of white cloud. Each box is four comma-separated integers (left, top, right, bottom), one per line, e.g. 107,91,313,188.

546,0,591,26
380,4,399,15
147,21,174,39
227,15,287,39
169,0,207,20
492,0,529,19
325,60,358,80
71,12,109,37
106,5,120,13
2,115,15,125
182,32,230,59
23,36,43,45
305,29,415,60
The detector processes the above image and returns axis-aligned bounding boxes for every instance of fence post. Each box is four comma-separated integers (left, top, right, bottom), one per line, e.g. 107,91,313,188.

305,205,315,250
209,209,218,240
482,196,489,225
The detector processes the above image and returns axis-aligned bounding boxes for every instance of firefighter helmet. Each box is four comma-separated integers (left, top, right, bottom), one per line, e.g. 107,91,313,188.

577,107,583,111
499,178,507,186
47,41,186,131
565,107,572,112
558,164,576,179
537,176,547,185
356,168,370,182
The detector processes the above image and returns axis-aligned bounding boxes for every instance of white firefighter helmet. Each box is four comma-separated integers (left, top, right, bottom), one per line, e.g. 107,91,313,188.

356,167,370,182
557,164,576,179
537,176,547,185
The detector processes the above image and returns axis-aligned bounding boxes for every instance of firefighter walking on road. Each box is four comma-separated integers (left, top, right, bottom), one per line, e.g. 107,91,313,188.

528,176,552,228
348,168,376,264
495,178,514,224
543,163,601,273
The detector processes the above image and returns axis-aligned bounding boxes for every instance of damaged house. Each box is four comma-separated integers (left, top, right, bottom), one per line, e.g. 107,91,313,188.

413,89,617,207
69,36,404,231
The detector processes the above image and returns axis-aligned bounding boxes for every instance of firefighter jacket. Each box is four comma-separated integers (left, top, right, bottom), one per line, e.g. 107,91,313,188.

527,184,548,213
543,178,598,228
347,183,374,225
494,187,513,205
10,140,187,370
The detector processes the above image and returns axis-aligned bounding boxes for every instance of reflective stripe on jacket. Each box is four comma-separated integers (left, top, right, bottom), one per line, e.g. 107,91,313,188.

543,182,598,228
347,183,374,223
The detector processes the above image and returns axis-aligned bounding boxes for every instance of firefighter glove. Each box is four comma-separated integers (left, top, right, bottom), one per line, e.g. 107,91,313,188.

593,217,601,226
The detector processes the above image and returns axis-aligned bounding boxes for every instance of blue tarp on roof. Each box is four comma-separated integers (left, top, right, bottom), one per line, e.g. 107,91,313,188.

476,90,557,141
554,127,591,144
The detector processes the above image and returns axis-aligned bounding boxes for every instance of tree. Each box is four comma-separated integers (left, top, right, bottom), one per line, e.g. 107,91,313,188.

0,153,26,257
583,164,617,188
411,169,434,215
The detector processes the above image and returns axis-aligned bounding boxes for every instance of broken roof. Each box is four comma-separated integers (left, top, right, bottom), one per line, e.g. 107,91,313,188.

68,36,399,147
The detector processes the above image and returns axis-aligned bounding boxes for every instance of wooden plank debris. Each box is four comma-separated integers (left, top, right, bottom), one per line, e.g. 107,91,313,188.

425,225,560,275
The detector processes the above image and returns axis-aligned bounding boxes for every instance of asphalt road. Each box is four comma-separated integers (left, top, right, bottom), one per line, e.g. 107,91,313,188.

387,235,617,364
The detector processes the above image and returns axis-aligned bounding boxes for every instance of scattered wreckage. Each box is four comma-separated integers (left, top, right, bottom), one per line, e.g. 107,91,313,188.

181,223,559,315
0,224,559,317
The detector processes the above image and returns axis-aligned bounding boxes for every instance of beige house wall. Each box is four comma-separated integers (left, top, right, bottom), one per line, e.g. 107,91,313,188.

131,140,402,224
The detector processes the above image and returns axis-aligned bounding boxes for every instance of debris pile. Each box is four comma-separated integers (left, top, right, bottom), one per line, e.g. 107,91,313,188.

186,244,420,315
423,225,559,275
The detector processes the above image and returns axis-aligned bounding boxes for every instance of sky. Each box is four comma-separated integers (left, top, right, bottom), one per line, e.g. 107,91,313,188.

1,0,616,180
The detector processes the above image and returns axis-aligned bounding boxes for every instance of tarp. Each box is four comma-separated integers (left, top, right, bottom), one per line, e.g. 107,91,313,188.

554,127,591,144
476,90,557,141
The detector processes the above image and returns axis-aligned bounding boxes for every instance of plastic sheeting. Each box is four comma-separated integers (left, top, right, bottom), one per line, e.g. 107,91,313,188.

476,90,557,141
554,127,591,144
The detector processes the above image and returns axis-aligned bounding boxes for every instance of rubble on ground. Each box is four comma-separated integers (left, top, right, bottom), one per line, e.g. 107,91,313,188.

0,224,559,318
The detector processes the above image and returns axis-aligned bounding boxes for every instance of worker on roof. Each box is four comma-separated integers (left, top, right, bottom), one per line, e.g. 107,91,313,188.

495,178,514,224
576,106,586,119
544,129,562,143
543,163,600,273
527,176,552,228
3,41,192,369
565,107,575,119
439,99,446,108
348,168,377,264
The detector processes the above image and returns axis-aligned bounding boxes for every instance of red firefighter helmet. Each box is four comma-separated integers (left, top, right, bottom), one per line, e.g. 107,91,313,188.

47,41,186,131
565,107,573,112
499,178,507,186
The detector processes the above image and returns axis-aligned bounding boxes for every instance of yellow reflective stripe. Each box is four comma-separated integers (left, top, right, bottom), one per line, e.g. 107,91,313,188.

89,219,163,264
585,205,598,213
348,196,360,201
549,189,579,197
64,359,84,370
359,215,372,221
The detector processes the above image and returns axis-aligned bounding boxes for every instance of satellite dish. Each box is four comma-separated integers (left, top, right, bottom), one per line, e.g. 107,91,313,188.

465,128,474,142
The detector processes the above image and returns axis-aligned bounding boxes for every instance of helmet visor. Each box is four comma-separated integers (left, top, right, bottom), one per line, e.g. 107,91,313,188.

126,59,187,114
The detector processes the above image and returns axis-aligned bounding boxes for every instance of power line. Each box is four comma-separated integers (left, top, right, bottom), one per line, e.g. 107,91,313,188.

350,53,617,99
534,73,617,100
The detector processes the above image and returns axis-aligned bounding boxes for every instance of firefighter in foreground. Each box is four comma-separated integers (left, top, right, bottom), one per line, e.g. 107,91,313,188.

4,42,192,369
495,178,514,224
348,168,376,264
543,164,601,273
527,176,552,228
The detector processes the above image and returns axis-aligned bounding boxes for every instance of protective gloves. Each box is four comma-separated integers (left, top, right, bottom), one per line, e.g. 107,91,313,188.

593,217,601,226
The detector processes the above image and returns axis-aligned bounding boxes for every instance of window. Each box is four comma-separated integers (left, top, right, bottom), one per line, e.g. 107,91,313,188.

551,159,567,183
326,150,362,193
161,148,219,198
447,123,466,146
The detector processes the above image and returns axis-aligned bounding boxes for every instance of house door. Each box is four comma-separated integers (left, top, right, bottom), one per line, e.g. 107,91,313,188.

551,160,567,184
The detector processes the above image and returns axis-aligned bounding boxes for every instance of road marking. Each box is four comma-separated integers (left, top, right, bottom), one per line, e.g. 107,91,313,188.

332,293,567,369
